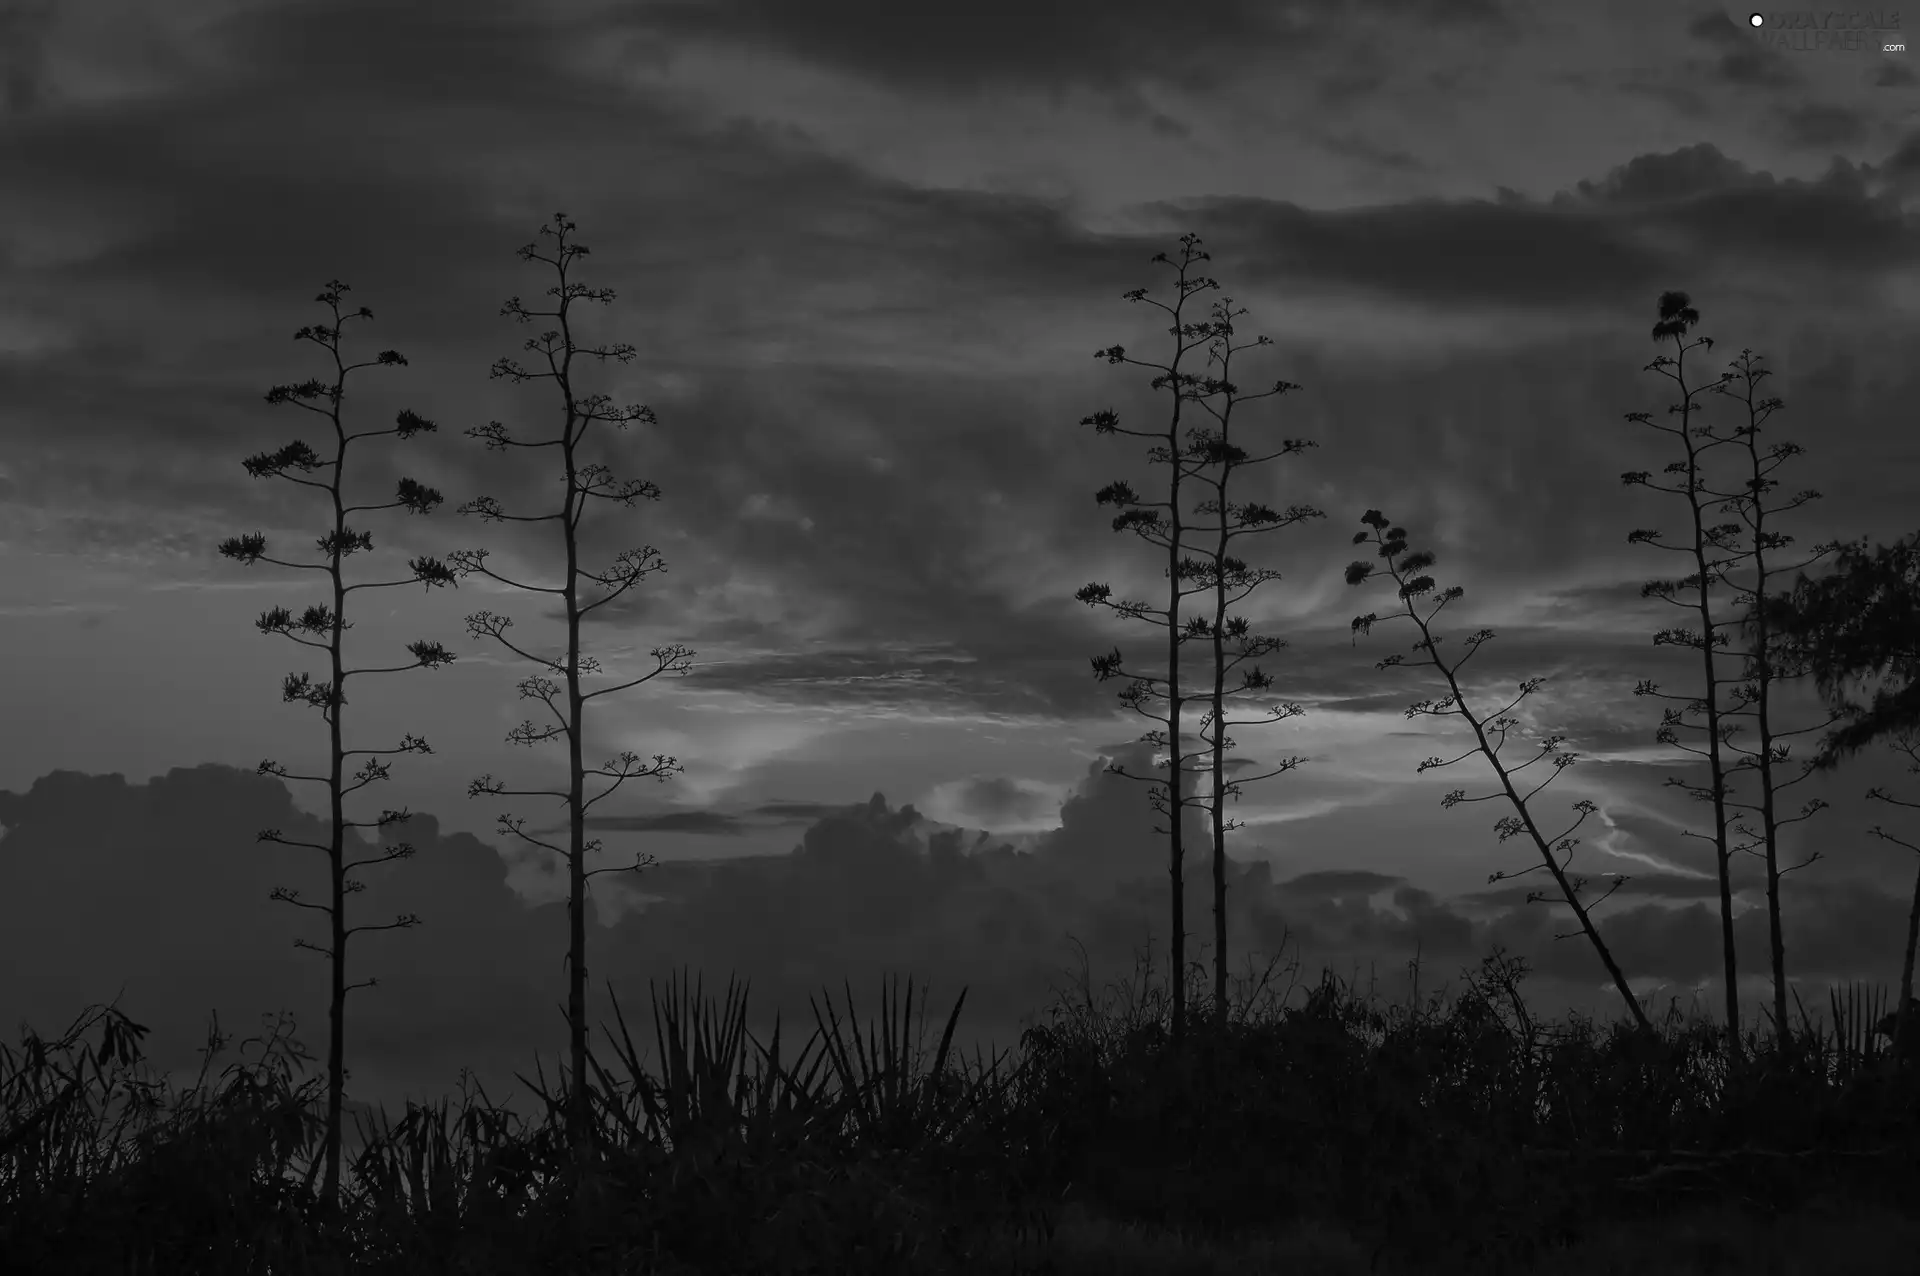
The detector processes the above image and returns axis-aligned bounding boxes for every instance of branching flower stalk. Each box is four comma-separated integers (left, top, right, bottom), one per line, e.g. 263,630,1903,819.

1620,291,1747,1056
215,281,459,1211
1703,348,1847,1042
1175,294,1322,1025
1076,233,1230,1052
1346,510,1653,1034
445,214,694,1162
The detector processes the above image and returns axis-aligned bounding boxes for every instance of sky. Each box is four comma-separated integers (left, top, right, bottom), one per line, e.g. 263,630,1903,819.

3,0,1920,1126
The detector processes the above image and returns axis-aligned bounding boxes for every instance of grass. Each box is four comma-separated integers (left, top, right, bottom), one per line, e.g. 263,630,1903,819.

3,937,1918,1275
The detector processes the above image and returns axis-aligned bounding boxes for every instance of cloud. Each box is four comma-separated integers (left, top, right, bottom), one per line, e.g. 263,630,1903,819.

1682,9,1802,88
1286,868,1407,894
1870,60,1915,88
582,810,756,835
0,767,558,1106
8,36,1919,756
629,0,1513,98
1867,127,1920,193
1777,102,1870,151
0,0,56,116
751,799,854,822
8,724,1920,1125
1571,142,1770,205
920,774,1066,830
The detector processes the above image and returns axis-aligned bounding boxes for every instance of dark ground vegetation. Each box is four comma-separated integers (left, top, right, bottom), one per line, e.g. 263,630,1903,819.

4,940,1918,1275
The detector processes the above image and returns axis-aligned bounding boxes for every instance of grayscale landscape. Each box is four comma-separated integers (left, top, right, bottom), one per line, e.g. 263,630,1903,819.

2,1,1918,1272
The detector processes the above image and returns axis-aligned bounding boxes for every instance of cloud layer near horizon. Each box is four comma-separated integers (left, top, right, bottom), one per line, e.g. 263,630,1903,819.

4,752,1919,1120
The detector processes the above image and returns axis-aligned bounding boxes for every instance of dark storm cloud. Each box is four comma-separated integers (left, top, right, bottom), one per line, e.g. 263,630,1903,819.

655,329,1868,721
676,634,1111,719
0,10,733,542
751,800,854,822
629,0,1512,96
1567,148,1914,274
1710,45,1800,89
0,768,558,1100
1573,143,1777,204
0,4,1139,618
2,5,1914,884
583,810,754,835
1366,0,1507,18
1777,102,1870,150
1180,142,1916,321
0,0,55,116
556,800,927,838
1868,128,1920,190
1179,195,1670,311
1681,9,1802,88
1326,133,1429,174
10,0,1913,702
1686,11,1737,42
1284,869,1406,895
5,0,651,322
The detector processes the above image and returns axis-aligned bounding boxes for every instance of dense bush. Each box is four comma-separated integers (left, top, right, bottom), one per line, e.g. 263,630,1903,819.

4,943,1918,1275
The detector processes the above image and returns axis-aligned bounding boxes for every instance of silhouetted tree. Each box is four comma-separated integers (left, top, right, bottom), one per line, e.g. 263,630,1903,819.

1346,511,1653,1034
1076,233,1227,1052
1753,543,1920,1044
1621,291,1754,1057
1747,530,1920,769
1173,293,1322,1026
1862,731,1920,1054
216,281,459,1211
444,214,693,1161
1874,998,1920,1070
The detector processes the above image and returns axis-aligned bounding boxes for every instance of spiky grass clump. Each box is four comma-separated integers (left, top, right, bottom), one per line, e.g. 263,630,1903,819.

4,941,1919,1275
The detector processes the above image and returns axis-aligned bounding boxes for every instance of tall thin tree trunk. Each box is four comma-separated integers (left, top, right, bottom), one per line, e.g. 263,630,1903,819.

1896,861,1920,1056
324,570,347,1211
1165,419,1188,1053
1743,503,1790,1043
566,537,590,1160
1208,502,1230,1027
558,313,593,1168
1676,381,1742,1062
